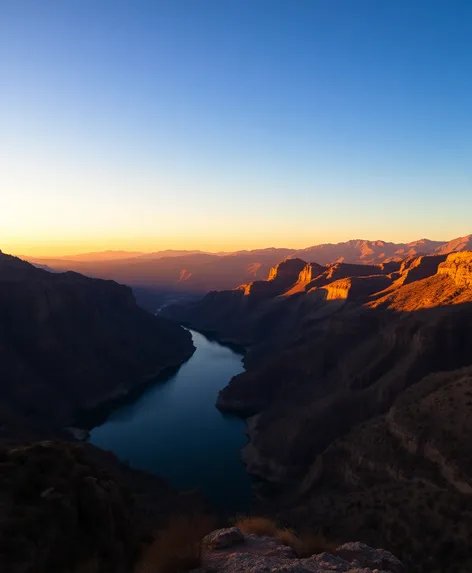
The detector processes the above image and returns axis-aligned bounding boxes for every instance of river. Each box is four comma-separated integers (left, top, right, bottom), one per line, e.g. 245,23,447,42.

89,329,252,514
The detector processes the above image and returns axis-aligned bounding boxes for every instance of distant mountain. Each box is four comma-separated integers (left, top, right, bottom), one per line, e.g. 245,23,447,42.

137,249,210,259
58,250,145,261
292,238,446,265
21,236,471,308
434,233,472,255
22,249,298,299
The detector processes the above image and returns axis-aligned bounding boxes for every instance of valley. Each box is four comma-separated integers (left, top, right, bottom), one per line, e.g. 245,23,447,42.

2,243,472,572
163,249,472,571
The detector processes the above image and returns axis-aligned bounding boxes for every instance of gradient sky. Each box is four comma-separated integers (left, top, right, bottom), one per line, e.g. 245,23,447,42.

1,0,471,256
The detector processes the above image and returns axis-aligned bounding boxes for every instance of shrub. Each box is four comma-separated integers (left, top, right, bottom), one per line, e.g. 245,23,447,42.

234,516,337,557
294,530,338,557
135,513,216,573
276,527,299,548
234,516,279,537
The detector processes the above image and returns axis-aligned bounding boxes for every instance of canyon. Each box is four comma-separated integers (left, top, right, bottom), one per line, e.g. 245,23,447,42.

2,242,472,572
164,250,472,572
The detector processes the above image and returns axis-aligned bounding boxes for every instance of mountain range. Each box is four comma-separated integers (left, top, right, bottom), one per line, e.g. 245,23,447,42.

21,235,472,311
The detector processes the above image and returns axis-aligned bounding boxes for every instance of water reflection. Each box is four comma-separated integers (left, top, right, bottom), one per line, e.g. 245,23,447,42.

89,329,252,513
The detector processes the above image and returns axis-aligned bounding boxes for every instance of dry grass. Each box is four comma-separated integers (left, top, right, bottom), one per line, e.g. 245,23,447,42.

135,513,337,573
275,526,299,548
135,513,216,573
234,516,280,537
294,530,338,557
234,516,337,558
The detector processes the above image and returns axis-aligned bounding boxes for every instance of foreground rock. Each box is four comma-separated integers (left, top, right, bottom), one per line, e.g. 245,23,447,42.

0,440,205,573
198,528,404,573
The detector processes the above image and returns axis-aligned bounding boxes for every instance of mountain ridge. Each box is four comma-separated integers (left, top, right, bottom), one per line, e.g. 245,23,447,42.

17,235,472,314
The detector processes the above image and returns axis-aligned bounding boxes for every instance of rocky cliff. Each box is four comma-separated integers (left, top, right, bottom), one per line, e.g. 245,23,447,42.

437,251,472,288
165,251,472,571
0,251,195,436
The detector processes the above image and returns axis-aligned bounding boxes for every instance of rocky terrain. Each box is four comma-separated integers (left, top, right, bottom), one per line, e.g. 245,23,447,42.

0,440,205,573
198,527,404,573
0,250,195,437
165,251,472,572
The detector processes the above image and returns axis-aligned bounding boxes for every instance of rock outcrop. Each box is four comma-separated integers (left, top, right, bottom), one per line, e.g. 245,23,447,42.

0,251,195,436
320,275,392,301
197,527,404,573
437,251,472,288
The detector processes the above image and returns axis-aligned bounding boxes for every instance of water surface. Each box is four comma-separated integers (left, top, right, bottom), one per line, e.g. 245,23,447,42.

89,329,251,513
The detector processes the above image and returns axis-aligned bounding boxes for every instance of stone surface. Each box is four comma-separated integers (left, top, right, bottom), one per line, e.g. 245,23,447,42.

203,527,244,549
335,542,405,573
437,251,472,288
199,528,404,573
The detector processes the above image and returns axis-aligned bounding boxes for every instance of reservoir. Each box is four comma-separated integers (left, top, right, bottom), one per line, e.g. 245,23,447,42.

89,329,252,513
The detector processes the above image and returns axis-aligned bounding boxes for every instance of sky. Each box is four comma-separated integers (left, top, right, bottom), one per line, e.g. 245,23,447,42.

1,0,471,256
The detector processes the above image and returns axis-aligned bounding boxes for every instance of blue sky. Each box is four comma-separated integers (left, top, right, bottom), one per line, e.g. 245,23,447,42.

1,0,471,255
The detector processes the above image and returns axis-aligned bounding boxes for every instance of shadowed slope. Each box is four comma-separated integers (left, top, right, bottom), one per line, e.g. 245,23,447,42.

0,251,194,436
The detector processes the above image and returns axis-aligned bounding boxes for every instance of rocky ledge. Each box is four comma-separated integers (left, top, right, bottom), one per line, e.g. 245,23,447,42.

196,527,405,573
437,251,472,288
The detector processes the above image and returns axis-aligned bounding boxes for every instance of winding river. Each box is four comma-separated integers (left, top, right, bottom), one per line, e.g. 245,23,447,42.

89,329,252,513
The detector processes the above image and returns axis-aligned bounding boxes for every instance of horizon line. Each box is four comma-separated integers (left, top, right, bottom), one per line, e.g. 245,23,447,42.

6,233,471,260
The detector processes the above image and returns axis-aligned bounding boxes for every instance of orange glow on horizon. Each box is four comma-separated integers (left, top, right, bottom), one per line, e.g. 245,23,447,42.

2,237,305,259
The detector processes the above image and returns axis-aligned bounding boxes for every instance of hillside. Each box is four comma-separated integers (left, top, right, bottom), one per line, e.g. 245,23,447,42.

0,251,194,437
164,251,472,571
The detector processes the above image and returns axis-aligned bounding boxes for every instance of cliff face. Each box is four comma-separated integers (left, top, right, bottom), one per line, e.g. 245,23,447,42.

166,251,472,571
437,251,472,288
0,252,194,436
